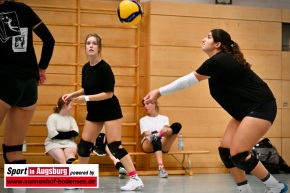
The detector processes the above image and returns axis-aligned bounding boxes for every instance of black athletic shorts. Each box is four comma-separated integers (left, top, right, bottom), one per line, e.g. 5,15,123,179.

0,78,38,107
245,100,277,124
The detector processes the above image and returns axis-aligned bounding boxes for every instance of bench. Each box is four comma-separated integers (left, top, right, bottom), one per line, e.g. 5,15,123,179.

127,150,210,176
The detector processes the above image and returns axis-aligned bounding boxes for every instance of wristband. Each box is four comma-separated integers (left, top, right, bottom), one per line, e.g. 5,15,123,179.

85,96,90,101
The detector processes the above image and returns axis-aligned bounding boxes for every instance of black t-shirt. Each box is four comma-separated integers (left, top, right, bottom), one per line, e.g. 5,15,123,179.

0,1,41,80
82,60,123,121
196,51,275,120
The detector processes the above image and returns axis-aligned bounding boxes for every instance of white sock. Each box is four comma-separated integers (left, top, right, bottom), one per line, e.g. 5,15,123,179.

262,173,279,188
237,180,252,193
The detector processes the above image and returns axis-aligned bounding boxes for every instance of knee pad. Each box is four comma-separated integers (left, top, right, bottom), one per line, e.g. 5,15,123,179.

108,141,128,160
95,133,105,146
2,144,26,164
170,122,182,134
218,147,235,168
66,158,77,164
230,151,259,173
152,137,162,152
78,139,94,157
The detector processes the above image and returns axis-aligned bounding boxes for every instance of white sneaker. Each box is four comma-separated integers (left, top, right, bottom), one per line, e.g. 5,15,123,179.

264,182,288,193
119,167,127,179
13,188,26,193
146,134,159,143
120,177,144,191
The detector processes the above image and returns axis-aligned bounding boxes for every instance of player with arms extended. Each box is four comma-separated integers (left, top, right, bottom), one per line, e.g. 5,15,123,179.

144,29,288,193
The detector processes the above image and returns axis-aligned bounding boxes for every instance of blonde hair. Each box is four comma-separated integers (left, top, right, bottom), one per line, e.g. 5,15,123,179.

142,100,159,113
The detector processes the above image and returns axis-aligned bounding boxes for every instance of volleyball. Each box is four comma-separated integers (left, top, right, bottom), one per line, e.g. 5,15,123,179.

117,0,143,26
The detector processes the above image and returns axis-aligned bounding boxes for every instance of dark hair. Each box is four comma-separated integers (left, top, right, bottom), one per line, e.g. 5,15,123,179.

85,33,102,57
53,97,70,113
142,100,159,113
211,29,251,70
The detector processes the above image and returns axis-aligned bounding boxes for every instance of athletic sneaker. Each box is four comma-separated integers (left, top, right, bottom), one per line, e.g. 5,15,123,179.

120,177,144,191
264,182,288,193
158,167,168,178
146,134,159,143
12,188,26,193
92,146,106,156
119,167,127,179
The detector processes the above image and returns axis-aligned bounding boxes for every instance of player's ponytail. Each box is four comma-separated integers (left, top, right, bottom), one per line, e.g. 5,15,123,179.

53,97,70,113
211,29,251,70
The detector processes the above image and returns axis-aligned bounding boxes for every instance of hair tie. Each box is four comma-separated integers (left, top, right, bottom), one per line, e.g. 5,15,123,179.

230,40,235,45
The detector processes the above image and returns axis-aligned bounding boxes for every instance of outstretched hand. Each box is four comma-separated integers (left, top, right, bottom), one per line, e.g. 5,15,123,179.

143,89,161,104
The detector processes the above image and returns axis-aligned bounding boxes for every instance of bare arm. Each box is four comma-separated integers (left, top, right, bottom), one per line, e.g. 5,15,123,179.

73,91,114,104
62,88,85,102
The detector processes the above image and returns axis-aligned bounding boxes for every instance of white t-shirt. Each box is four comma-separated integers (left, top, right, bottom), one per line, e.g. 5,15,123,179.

139,114,169,135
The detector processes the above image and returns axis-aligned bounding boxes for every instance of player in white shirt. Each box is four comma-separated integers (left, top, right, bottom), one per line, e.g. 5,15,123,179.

140,100,182,178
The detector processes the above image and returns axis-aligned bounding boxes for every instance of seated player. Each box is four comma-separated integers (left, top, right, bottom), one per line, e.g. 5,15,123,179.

140,100,182,178
45,97,79,165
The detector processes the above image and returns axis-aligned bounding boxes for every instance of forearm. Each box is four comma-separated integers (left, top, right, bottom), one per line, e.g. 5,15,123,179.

72,89,85,98
85,92,113,102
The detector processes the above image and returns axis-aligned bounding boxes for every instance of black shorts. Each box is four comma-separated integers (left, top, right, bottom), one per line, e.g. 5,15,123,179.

245,100,277,124
86,112,123,122
0,78,38,107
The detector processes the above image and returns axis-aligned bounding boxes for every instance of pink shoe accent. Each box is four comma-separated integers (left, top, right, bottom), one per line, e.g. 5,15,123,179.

128,170,137,177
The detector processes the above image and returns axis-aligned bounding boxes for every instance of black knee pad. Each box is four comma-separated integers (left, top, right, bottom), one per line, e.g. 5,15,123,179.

230,151,259,173
218,147,235,168
108,141,128,160
152,137,162,152
2,144,26,164
95,133,105,146
10,160,27,164
66,158,77,164
170,122,182,134
78,139,94,157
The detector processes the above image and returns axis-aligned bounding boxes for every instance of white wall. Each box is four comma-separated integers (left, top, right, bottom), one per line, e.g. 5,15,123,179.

141,0,290,9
